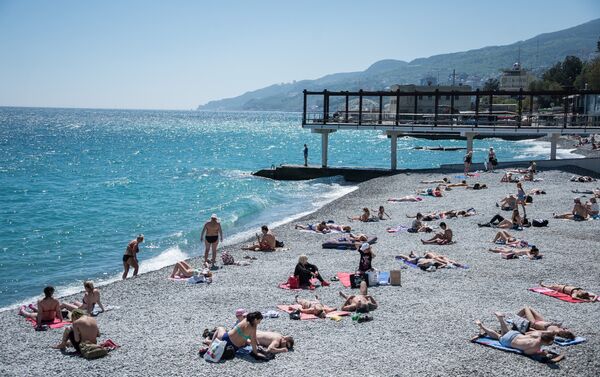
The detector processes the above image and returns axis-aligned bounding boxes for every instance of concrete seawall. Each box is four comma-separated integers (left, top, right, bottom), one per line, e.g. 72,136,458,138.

253,157,600,182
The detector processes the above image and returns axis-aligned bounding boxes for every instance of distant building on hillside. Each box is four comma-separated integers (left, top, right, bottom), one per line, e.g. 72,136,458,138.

419,75,438,86
389,84,472,113
500,62,534,91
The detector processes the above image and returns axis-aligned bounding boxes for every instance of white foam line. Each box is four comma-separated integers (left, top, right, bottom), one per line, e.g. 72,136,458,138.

514,139,585,160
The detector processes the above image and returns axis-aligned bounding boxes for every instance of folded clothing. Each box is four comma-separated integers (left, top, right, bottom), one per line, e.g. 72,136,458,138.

322,236,377,250
528,287,598,303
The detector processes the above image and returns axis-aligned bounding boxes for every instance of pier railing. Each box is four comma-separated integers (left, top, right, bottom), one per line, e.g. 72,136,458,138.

302,89,600,131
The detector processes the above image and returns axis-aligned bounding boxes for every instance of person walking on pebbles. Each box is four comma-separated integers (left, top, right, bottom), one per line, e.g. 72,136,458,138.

303,144,308,166
122,234,144,279
201,214,223,267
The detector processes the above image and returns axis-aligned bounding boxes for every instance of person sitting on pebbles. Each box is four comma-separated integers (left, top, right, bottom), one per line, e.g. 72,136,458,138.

19,286,63,330
52,309,100,354
242,225,276,251
421,222,453,245
61,281,105,315
553,197,589,221
348,208,371,222
339,281,377,313
475,312,563,363
294,255,330,287
256,330,294,354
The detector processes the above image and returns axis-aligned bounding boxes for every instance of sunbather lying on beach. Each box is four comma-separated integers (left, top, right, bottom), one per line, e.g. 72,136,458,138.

475,312,562,362
553,197,589,220
478,209,522,229
348,208,372,222
444,180,468,188
407,208,476,221
492,230,519,244
256,330,294,354
242,225,277,251
539,282,598,302
420,177,450,184
501,172,520,183
295,221,331,233
488,245,541,260
19,286,63,329
397,251,463,270
170,261,213,281
416,186,443,197
339,281,377,313
421,222,453,244
294,294,335,318
61,281,105,315
529,188,546,195
327,223,352,232
372,205,391,220
497,194,517,210
570,175,596,182
52,309,99,355
466,182,487,190
388,195,423,202
512,306,575,339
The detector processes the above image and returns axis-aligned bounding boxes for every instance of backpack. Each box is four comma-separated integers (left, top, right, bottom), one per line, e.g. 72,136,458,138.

275,240,284,248
204,338,226,363
525,195,533,203
532,219,549,227
287,275,299,289
221,345,236,360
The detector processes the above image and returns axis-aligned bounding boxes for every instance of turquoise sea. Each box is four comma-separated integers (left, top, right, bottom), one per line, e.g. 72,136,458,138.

0,108,578,309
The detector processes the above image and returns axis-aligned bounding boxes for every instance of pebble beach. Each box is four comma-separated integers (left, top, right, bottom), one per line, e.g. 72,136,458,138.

1,166,599,377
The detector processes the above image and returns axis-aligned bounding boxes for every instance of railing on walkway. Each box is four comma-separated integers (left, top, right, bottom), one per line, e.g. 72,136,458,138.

302,89,600,131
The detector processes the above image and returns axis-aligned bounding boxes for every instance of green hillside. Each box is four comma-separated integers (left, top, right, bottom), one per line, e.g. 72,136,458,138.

197,18,600,112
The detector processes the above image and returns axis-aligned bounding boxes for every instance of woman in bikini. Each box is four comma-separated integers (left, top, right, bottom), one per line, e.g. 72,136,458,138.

19,286,63,329
210,311,264,357
539,282,598,302
516,182,527,217
61,281,105,315
372,206,391,220
464,151,473,176
122,234,144,280
478,209,521,229
388,195,423,202
488,245,541,260
348,208,371,222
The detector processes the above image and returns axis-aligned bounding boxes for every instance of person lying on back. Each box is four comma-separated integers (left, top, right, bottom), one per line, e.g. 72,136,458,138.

256,330,294,354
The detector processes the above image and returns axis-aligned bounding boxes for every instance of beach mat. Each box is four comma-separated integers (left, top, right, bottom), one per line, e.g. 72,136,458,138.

528,287,598,303
278,278,318,291
555,336,586,346
471,335,561,363
455,173,480,179
322,236,377,250
336,272,351,288
276,304,347,320
25,317,70,329
386,225,410,233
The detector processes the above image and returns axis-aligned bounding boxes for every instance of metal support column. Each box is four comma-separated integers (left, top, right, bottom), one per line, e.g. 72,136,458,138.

390,133,398,171
475,89,480,127
378,96,383,124
321,132,329,168
549,133,559,160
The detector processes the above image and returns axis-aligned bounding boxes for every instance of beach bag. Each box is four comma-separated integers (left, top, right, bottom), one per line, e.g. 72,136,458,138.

275,240,284,248
221,251,235,265
289,309,301,320
287,275,299,289
532,219,548,227
525,195,533,203
366,270,379,287
204,338,226,363
79,342,108,360
350,273,364,289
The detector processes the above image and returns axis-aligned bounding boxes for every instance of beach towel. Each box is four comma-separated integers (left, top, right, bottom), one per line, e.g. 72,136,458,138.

455,173,480,179
336,272,352,288
99,339,120,351
386,225,410,233
471,335,560,362
554,336,587,346
322,236,377,250
278,278,318,290
388,196,424,202
528,287,598,303
299,229,341,234
25,317,70,329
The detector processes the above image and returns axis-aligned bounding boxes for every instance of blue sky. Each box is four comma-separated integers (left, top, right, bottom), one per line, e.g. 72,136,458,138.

0,0,598,110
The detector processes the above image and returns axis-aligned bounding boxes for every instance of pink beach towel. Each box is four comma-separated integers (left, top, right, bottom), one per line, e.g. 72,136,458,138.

25,317,70,329
276,304,348,320
528,287,598,303
336,272,351,288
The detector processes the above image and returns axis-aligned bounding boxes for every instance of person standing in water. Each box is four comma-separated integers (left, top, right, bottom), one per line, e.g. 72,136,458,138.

122,234,144,279
201,214,223,267
303,144,308,166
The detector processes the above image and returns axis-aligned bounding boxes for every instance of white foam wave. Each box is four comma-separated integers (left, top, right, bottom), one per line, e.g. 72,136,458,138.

0,246,190,312
513,139,584,160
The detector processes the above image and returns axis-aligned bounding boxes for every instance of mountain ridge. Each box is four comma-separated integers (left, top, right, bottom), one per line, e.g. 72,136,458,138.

197,18,600,112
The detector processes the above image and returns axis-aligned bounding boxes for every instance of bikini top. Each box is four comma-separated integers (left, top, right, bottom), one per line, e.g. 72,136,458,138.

235,325,251,340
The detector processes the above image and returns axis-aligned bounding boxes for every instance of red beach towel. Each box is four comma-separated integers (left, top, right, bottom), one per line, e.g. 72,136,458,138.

528,287,598,303
276,304,348,320
278,278,318,291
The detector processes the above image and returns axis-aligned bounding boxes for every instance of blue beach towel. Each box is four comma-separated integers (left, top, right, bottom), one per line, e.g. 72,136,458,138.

554,336,586,346
471,336,559,362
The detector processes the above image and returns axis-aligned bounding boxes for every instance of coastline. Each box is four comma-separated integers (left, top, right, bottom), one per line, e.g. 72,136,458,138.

1,163,599,376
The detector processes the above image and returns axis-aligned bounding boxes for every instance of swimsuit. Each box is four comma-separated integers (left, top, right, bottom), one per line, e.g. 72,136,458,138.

122,255,133,262
205,235,219,244
499,330,521,348
221,332,239,351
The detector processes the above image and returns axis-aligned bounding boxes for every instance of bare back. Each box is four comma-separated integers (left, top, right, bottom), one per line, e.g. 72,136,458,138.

73,316,100,344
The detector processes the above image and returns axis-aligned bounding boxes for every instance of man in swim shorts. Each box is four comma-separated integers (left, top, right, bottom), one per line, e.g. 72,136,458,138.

201,214,223,266
122,234,144,279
